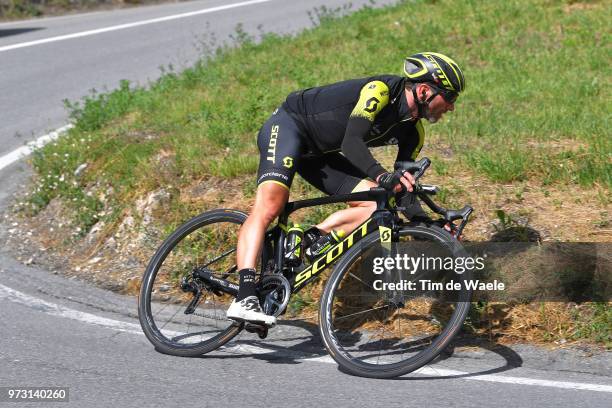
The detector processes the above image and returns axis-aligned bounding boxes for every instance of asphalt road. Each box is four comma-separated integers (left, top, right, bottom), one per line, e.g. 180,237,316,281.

1,2,611,407
0,0,397,158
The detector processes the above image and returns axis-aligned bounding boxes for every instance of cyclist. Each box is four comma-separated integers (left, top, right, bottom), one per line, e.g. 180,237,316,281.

226,52,465,326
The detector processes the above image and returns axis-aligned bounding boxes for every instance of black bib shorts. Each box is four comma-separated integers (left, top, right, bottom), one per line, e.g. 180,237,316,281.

256,106,368,195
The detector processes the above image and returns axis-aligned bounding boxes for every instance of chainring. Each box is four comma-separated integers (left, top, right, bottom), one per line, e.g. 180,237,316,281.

259,274,291,317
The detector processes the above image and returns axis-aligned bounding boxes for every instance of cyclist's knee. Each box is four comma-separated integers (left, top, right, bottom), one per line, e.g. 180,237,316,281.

348,200,376,211
347,179,377,211
251,182,289,224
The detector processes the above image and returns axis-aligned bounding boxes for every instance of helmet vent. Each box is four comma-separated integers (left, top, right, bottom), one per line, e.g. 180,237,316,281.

404,61,421,74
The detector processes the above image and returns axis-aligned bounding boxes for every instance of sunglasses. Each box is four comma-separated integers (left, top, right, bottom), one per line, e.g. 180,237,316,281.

429,85,459,104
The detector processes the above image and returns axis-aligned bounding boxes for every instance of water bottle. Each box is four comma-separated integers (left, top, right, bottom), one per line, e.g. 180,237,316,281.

284,224,304,267
305,229,345,261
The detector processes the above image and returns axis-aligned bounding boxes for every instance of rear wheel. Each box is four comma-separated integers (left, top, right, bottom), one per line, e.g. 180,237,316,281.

318,224,472,378
138,209,261,356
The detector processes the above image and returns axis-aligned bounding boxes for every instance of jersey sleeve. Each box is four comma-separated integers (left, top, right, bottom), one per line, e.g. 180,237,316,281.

395,120,425,162
341,81,391,180
350,80,390,121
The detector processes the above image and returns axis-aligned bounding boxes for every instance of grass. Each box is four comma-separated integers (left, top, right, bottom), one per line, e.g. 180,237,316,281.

1,0,42,19
18,0,611,345
572,303,612,346
464,301,611,348
26,0,610,225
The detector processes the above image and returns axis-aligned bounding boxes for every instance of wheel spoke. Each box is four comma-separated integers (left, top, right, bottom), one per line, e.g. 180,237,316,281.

139,211,260,356
321,227,472,377
202,248,236,268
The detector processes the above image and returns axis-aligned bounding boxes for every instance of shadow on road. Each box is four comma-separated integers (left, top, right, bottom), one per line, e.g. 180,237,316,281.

396,336,524,381
0,28,44,38
163,319,524,379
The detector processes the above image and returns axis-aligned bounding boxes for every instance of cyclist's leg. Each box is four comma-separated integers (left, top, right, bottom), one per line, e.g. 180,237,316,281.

316,179,377,233
236,182,288,270
229,107,302,324
298,153,376,234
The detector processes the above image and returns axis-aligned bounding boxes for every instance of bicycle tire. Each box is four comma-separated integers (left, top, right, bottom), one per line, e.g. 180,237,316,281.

138,209,256,356
318,223,472,378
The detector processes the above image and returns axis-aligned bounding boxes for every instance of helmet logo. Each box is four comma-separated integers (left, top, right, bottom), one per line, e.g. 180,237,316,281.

425,54,452,89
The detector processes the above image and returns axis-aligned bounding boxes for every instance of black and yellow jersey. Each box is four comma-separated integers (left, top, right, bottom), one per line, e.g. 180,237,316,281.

282,75,424,180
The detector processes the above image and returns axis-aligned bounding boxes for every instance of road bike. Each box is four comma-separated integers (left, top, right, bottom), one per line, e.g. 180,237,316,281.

138,158,474,378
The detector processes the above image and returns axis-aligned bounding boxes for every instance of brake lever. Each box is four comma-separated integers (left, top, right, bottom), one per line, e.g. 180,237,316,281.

394,157,431,182
445,205,473,238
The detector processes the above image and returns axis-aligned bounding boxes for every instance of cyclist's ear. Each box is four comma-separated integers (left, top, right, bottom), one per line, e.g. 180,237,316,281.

417,84,429,103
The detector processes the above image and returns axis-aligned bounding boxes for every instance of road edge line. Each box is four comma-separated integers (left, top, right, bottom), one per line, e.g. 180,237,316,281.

1,283,611,392
0,0,274,53
0,124,73,172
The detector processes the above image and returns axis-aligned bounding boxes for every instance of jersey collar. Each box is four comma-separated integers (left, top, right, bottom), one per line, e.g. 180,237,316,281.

397,87,413,120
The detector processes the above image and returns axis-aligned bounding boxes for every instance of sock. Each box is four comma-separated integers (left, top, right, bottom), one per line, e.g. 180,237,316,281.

236,268,257,301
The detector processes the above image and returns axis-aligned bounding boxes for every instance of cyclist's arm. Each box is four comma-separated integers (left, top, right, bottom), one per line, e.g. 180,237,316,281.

394,124,450,227
396,135,428,219
395,120,425,162
341,81,390,180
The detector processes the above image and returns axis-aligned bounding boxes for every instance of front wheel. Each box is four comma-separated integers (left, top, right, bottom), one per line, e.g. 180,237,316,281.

138,209,253,356
318,224,472,378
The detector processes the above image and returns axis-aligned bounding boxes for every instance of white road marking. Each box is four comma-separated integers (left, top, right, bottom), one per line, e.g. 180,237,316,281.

415,367,612,393
0,0,274,53
0,124,73,171
2,283,611,393
309,357,612,392
0,283,143,335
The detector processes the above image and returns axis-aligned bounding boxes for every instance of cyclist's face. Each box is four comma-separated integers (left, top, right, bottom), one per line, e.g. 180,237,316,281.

424,91,455,124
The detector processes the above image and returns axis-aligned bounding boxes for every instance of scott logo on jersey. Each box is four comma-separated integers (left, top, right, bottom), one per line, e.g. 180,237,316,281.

267,125,279,163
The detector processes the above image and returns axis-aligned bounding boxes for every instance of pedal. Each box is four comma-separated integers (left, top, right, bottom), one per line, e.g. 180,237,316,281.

245,323,269,339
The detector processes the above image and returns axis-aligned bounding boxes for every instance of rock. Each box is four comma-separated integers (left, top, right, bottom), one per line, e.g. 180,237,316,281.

104,237,117,250
117,216,135,236
86,221,105,244
74,163,88,178
135,189,171,225
125,257,140,268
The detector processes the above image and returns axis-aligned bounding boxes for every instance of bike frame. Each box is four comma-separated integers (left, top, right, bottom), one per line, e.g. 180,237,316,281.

268,180,472,294
196,158,473,300
270,187,396,293
194,188,398,299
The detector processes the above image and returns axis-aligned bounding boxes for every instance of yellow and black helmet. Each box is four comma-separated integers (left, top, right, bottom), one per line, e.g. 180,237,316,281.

404,52,465,93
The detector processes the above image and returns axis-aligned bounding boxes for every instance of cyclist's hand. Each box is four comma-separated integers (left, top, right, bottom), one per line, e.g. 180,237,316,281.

376,171,414,193
376,171,399,191
399,171,415,193
432,219,458,238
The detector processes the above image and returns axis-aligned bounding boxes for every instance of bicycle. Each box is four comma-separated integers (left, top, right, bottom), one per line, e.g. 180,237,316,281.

138,158,474,378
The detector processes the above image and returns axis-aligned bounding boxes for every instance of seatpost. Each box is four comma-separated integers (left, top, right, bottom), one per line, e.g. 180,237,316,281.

276,211,289,273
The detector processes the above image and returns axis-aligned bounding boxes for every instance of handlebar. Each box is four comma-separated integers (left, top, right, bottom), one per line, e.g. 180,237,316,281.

391,157,473,237
394,157,431,182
